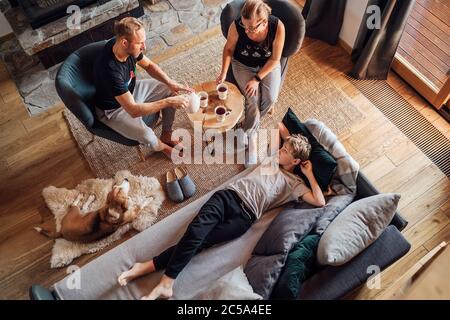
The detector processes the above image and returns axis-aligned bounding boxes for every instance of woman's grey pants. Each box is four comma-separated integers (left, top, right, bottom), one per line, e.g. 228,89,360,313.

95,79,175,151
231,59,281,135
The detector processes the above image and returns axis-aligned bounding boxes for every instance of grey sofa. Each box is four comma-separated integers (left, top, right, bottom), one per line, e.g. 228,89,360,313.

29,170,410,300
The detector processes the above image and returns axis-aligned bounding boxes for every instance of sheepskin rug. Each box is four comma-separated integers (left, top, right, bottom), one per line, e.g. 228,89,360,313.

41,170,165,268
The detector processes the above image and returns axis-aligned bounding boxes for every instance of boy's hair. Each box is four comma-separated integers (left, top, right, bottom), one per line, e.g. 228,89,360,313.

286,134,311,162
241,0,272,20
114,17,144,41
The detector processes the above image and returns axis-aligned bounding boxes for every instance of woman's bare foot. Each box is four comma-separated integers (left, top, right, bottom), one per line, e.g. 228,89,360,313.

141,275,174,300
118,261,155,286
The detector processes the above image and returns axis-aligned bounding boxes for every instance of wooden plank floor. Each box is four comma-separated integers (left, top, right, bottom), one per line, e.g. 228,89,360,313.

398,0,450,89
0,28,449,299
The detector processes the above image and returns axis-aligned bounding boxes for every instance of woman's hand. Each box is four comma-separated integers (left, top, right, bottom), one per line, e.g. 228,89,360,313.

216,72,226,85
245,78,259,97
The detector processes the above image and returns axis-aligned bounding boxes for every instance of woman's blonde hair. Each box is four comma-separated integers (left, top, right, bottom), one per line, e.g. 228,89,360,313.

241,0,272,20
286,134,311,162
114,17,144,41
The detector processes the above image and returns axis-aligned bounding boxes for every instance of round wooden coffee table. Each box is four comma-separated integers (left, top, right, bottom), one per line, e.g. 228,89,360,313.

187,81,244,134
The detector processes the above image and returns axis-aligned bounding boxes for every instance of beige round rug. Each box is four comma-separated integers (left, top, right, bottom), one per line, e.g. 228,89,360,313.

64,34,364,222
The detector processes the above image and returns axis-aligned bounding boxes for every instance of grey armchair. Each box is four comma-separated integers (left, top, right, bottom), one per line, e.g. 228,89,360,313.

220,0,306,88
55,40,150,161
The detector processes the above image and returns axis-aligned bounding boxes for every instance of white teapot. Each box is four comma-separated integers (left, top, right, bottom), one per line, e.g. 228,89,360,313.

185,92,200,113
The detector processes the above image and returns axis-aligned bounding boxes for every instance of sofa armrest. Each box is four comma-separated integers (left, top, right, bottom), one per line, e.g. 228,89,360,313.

29,285,57,300
297,225,411,300
355,171,408,231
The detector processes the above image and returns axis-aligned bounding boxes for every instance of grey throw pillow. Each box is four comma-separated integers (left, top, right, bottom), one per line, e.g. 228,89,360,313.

317,193,401,266
245,206,325,299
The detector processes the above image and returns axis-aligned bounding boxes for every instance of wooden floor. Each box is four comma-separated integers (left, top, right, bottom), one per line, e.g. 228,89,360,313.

0,26,449,299
398,0,450,89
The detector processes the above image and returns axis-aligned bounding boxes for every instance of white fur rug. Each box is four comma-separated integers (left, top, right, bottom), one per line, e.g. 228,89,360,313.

41,170,165,268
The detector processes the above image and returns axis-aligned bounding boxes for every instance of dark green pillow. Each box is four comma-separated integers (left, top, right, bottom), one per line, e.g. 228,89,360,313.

282,108,337,191
271,234,320,300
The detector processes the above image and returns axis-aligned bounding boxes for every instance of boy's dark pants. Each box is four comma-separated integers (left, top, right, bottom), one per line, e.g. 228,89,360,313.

153,189,255,279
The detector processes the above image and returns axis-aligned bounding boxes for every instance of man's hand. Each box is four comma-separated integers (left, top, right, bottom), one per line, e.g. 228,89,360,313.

245,79,259,97
167,80,194,95
300,160,314,177
165,95,189,109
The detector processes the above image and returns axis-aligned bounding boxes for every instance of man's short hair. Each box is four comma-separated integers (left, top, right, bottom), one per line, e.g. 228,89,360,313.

114,17,144,41
286,134,311,162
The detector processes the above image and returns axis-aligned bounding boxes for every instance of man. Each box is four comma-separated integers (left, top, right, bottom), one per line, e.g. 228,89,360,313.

117,132,325,299
94,17,191,159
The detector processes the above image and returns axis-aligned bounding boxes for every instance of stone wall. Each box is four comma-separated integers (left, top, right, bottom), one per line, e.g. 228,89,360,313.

142,0,231,56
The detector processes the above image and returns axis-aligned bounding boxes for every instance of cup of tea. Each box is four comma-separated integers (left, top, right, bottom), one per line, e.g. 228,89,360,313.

198,91,208,108
215,105,230,122
216,83,229,100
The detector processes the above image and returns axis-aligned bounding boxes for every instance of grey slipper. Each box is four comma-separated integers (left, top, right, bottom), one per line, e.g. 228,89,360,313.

175,166,196,198
166,170,184,203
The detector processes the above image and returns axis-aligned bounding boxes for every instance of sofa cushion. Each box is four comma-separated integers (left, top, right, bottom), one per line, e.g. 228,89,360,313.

317,193,401,266
299,225,411,300
282,108,337,191
270,234,320,300
244,206,325,299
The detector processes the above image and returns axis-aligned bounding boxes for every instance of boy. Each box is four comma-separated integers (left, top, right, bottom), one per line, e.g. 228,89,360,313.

118,132,325,299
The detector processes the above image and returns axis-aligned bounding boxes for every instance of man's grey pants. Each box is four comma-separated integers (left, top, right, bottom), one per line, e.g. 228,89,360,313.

231,59,281,135
95,79,175,151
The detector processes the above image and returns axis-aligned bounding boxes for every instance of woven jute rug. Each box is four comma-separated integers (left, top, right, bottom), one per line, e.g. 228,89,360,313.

64,34,363,222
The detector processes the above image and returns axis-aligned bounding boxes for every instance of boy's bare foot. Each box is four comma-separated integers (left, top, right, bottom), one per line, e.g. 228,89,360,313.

118,261,155,286
141,275,174,300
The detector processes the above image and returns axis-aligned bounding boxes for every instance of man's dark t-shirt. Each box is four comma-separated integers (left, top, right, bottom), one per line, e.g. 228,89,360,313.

94,38,143,110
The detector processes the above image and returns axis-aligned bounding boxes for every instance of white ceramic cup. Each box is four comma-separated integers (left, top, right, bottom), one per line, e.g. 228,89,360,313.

215,105,230,122
198,91,208,108
185,92,200,113
216,83,229,100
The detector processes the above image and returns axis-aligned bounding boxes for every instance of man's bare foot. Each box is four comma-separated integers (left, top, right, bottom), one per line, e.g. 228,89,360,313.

161,143,183,160
141,275,174,300
117,261,155,286
160,131,183,151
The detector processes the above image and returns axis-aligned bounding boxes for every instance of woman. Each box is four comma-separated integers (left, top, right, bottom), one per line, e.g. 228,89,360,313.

216,0,285,166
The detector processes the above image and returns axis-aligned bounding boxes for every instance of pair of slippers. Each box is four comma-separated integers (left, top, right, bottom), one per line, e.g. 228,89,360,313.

166,167,196,203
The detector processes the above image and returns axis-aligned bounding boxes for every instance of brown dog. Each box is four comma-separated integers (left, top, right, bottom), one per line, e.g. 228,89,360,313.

36,179,141,243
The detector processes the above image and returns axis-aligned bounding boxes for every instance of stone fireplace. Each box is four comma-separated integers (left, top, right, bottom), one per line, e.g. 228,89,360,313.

11,0,112,29
3,0,143,68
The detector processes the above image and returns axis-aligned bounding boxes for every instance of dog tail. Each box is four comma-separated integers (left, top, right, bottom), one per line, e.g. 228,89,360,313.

34,227,62,239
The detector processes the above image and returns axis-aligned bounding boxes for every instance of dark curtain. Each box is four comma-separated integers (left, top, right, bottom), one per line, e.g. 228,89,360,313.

302,0,347,45
350,0,415,79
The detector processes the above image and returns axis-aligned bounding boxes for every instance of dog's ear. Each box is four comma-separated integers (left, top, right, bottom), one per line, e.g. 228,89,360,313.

106,188,118,204
121,206,138,225
121,196,129,209
99,206,109,221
